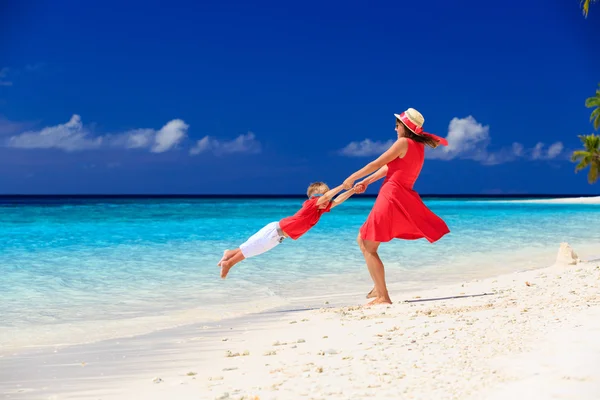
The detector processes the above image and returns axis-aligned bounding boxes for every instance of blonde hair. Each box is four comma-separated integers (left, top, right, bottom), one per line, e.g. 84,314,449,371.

306,182,329,197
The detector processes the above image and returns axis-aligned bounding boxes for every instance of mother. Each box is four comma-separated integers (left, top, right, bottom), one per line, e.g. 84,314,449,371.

343,108,450,305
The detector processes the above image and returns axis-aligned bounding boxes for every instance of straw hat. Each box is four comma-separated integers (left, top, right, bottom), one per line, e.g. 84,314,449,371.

393,107,449,146
394,108,425,135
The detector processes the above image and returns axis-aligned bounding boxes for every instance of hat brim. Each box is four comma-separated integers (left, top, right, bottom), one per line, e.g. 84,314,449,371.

394,113,420,135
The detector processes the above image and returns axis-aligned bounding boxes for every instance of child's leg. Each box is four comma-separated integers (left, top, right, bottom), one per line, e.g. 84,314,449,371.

220,222,285,279
218,249,238,266
219,249,244,278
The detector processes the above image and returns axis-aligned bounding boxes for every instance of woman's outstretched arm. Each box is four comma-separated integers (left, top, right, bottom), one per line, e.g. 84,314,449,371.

360,165,388,186
343,138,408,189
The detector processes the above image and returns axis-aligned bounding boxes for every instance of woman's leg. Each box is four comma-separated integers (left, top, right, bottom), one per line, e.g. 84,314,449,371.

357,234,377,299
357,235,392,305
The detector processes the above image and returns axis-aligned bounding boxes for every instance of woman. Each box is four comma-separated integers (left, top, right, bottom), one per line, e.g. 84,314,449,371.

343,108,450,305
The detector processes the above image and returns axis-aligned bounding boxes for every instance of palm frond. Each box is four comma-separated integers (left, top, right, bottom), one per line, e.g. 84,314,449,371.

571,150,590,162
574,157,591,172
572,133,600,184
585,84,600,130
586,97,600,107
583,134,600,151
590,108,600,130
582,0,599,17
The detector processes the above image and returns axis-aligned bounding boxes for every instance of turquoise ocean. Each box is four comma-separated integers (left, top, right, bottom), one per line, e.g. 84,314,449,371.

1,196,599,352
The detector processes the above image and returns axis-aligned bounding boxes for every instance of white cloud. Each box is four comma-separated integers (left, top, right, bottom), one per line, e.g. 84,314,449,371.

117,128,154,149
427,116,495,163
7,115,102,151
339,116,565,165
531,142,544,160
151,119,188,153
339,139,394,157
547,142,564,158
473,145,522,166
0,67,12,86
190,132,261,156
512,142,524,157
5,114,189,153
190,136,211,155
531,141,564,160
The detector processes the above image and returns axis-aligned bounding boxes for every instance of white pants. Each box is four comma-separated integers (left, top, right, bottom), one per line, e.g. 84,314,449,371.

240,221,286,258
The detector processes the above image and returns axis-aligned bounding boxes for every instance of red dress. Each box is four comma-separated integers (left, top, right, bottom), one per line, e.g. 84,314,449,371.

359,139,450,243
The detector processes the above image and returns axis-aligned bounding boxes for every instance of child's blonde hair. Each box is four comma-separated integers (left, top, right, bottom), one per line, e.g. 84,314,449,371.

306,182,329,197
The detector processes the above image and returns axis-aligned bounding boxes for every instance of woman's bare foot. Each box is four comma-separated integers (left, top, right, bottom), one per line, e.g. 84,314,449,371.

220,259,234,279
366,287,378,299
365,296,392,306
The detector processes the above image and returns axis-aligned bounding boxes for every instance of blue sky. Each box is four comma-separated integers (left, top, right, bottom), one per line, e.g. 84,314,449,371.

1,0,599,195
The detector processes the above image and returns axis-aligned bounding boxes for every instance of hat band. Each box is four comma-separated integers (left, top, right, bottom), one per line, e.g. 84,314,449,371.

398,112,423,135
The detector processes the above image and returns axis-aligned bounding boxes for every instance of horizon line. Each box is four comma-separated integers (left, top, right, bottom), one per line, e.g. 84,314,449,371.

0,194,598,199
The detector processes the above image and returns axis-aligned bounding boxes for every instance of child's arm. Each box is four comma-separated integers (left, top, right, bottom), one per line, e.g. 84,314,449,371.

330,188,355,209
316,184,344,206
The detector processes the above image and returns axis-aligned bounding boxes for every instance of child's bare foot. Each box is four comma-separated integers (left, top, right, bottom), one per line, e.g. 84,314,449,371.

218,250,235,266
218,249,244,279
365,297,392,307
220,260,234,279
366,287,377,299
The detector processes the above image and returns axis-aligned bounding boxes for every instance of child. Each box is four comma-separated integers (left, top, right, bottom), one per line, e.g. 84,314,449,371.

218,182,355,278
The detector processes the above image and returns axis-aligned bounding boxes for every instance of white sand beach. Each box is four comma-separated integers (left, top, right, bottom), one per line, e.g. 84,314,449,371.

506,196,600,204
2,246,600,400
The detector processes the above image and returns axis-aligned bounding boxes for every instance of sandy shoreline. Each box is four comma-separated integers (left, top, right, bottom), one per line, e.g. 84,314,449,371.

502,196,600,204
2,248,600,399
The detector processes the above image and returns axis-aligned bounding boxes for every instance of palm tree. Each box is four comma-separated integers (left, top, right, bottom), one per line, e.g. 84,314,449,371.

581,0,598,17
572,134,600,184
586,84,600,130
